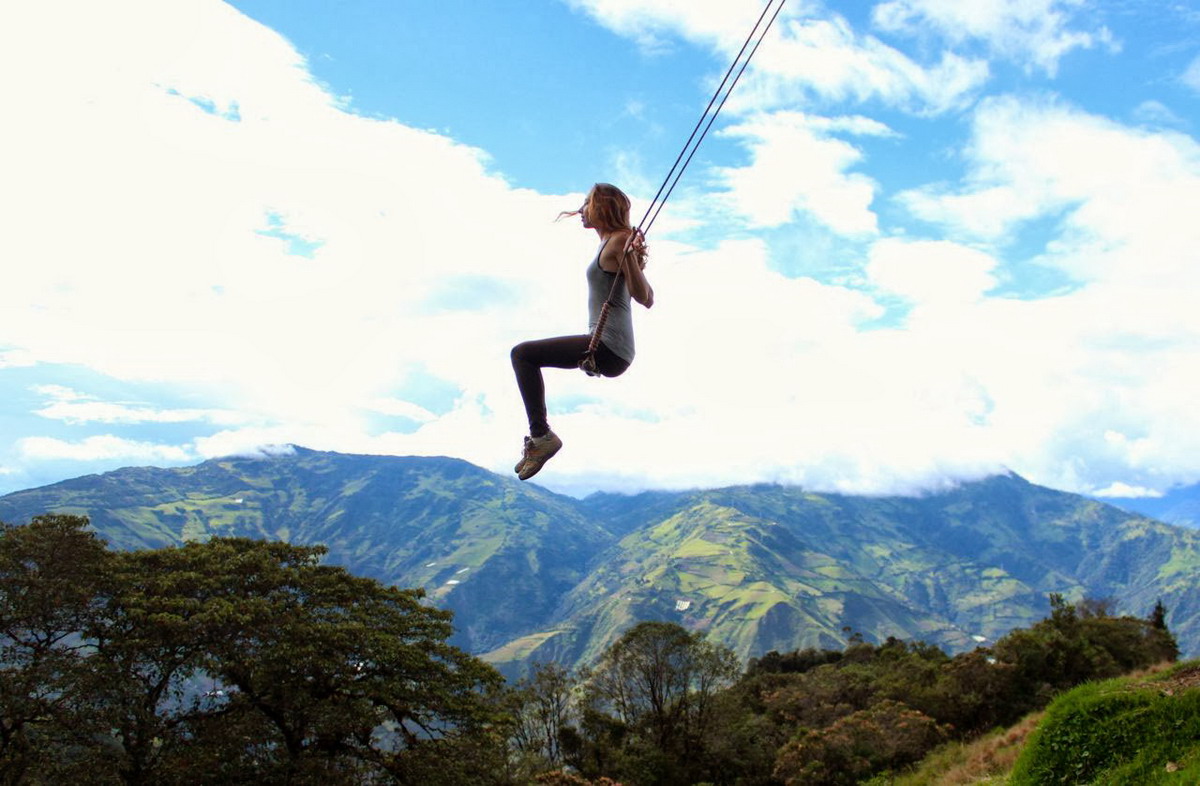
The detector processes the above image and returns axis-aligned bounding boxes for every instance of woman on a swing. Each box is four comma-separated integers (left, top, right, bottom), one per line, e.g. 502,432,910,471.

511,183,654,481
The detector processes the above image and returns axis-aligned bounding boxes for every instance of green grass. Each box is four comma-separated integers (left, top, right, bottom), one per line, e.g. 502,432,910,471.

674,537,727,559
480,630,563,663
880,663,1200,786
879,714,1041,786
1009,661,1200,785
1156,541,1200,583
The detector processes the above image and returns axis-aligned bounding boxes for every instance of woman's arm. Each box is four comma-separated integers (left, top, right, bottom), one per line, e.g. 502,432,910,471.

600,230,654,308
622,249,654,308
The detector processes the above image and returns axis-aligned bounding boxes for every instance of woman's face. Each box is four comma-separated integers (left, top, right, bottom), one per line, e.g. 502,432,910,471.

580,192,594,228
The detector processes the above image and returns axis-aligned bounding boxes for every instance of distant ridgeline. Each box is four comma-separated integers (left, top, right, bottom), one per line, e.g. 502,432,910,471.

2,447,1198,674
1099,481,1200,529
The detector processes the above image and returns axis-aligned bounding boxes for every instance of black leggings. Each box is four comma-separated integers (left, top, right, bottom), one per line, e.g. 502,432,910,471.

511,335,629,437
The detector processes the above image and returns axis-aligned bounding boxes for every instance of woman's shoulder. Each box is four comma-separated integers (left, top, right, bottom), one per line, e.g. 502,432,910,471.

602,228,636,254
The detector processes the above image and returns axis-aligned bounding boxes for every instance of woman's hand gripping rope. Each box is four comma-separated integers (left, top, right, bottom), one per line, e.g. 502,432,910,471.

622,229,653,309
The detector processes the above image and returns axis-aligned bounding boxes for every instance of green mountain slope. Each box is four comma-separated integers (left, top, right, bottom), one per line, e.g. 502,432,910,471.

2,450,1198,675
0,448,612,654
496,497,981,669
487,476,1200,671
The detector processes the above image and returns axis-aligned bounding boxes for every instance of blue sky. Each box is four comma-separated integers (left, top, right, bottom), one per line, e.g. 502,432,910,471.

2,0,1200,498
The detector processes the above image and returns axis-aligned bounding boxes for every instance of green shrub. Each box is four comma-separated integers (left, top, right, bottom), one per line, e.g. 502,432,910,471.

773,700,949,785
1010,663,1200,785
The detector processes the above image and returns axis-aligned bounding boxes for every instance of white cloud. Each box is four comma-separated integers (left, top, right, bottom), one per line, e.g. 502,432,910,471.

867,238,998,305
733,16,989,115
900,183,1046,239
194,429,310,461
872,0,1115,75
364,398,439,423
0,350,37,369
35,401,243,427
566,0,988,115
1133,100,1185,128
1091,482,1161,499
717,111,887,233
18,436,193,464
563,0,793,54
0,0,582,437
898,96,1200,285
3,0,1200,503
1183,54,1200,93
31,386,245,426
216,443,298,460
876,96,1200,494
31,385,88,402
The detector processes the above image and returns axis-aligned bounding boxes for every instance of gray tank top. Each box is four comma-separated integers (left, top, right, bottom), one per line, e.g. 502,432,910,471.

587,240,635,363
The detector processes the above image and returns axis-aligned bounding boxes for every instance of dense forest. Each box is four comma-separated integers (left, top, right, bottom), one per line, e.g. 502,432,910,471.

1,515,1180,785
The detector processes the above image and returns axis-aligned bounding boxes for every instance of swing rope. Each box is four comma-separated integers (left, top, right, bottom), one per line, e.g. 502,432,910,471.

637,0,788,238
582,0,788,374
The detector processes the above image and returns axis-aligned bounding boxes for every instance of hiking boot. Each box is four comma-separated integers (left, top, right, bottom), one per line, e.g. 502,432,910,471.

516,431,563,481
514,436,533,474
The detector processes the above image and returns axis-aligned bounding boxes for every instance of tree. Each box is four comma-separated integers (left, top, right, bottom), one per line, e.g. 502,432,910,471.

747,648,843,676
1150,598,1169,631
0,514,111,784
579,621,739,785
0,518,510,785
141,537,508,785
511,661,576,772
773,700,948,786
986,595,1180,726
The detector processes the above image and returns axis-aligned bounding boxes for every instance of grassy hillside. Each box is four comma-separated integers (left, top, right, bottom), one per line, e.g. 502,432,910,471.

497,498,980,669
1010,661,1200,784
876,715,1042,786
488,476,1200,672
887,661,1200,785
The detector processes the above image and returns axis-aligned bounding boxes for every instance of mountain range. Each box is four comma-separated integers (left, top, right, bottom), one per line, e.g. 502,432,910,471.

1,446,1197,676
1102,483,1200,529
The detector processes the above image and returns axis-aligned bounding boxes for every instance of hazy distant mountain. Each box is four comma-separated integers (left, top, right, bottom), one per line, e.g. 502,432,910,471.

2,448,1198,676
1099,483,1200,529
